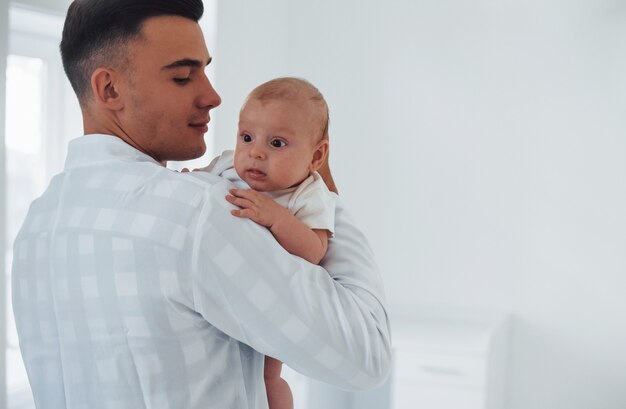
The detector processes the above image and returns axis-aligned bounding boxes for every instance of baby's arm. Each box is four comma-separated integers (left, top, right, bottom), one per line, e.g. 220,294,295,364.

226,189,329,264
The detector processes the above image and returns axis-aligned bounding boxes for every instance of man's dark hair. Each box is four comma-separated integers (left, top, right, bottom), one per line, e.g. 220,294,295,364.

60,0,204,106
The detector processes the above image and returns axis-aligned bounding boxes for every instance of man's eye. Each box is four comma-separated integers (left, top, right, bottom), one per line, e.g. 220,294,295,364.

270,139,286,148
242,134,252,143
174,78,190,85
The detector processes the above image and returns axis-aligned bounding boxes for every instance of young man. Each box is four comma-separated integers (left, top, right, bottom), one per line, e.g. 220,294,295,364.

11,1,391,408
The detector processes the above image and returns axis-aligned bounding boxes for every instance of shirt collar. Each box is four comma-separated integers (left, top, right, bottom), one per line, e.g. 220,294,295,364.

64,134,163,170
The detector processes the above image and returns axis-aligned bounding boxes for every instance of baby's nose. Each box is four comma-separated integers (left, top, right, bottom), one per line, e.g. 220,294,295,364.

250,146,266,159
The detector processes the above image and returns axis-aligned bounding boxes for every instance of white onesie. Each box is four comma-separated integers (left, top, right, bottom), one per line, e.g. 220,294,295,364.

204,150,335,235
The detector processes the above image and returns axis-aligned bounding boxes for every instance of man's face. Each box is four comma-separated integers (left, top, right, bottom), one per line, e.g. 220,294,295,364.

118,15,221,163
233,98,322,191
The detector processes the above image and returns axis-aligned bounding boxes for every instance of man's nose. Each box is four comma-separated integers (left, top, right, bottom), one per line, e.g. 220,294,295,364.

197,75,221,109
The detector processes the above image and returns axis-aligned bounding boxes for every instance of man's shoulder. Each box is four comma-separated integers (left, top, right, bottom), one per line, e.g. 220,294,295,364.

145,167,235,206
77,162,234,218
169,168,229,190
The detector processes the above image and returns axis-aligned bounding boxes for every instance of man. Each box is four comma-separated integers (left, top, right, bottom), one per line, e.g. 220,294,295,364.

11,1,391,408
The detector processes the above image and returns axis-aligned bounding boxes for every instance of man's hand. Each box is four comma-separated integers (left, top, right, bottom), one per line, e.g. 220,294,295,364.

317,139,338,194
226,189,290,228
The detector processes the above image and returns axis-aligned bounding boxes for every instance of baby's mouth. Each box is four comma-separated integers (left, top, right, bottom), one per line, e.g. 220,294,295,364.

246,168,266,180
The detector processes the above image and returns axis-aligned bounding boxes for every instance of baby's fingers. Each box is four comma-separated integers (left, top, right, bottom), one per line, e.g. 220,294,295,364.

229,188,262,201
226,194,255,209
231,208,257,219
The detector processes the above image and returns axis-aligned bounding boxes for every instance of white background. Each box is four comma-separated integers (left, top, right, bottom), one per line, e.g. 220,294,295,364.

2,0,626,408
212,2,626,408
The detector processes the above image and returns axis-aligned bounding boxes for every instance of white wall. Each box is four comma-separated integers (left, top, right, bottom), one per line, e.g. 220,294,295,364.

212,0,291,153
10,0,69,14
1,3,9,408
216,1,626,408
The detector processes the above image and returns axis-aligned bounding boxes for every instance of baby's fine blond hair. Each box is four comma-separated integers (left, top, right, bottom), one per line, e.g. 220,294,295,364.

246,77,330,142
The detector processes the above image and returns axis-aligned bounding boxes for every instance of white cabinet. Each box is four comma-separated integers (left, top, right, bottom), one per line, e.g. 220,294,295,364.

392,309,511,409
283,307,510,409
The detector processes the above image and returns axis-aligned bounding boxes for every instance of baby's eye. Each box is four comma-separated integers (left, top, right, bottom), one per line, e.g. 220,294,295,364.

270,139,287,148
173,78,191,85
242,134,252,143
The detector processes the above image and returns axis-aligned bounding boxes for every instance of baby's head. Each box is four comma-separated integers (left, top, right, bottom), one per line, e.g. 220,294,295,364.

233,77,329,192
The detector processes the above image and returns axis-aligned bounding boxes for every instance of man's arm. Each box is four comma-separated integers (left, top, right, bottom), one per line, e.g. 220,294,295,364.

191,182,391,390
316,152,337,194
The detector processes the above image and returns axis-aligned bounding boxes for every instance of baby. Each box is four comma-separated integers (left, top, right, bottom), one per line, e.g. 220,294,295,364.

204,77,334,409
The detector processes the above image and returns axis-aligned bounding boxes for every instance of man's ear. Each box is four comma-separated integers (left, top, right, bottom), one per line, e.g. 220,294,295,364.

90,68,124,110
309,139,329,172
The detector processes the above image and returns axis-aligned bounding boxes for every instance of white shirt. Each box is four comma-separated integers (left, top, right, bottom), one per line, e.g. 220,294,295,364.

205,150,335,234
11,134,391,409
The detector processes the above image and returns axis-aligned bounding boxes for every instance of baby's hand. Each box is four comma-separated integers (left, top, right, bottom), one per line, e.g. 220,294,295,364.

226,189,289,228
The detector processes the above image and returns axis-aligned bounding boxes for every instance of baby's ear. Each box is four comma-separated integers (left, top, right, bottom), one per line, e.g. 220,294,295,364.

310,139,329,172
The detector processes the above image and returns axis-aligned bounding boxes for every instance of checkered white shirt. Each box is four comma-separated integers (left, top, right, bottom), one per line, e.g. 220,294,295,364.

11,134,391,409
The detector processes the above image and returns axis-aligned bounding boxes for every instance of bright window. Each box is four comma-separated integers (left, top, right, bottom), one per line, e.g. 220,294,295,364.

5,53,46,409
4,6,81,409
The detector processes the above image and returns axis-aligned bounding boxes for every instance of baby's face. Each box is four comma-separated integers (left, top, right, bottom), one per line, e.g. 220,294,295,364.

234,98,324,191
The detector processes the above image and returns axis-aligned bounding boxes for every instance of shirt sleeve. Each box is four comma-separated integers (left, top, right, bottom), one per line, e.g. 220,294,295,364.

190,181,392,391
